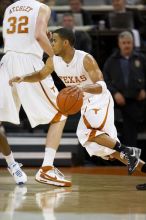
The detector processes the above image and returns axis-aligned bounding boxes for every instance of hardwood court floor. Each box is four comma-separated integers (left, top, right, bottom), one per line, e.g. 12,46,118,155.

0,167,146,220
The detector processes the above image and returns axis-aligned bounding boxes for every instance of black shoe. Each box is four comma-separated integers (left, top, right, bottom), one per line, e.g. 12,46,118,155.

123,147,141,175
136,183,146,190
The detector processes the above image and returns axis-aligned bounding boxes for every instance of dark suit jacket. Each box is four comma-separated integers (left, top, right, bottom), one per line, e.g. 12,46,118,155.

103,50,146,99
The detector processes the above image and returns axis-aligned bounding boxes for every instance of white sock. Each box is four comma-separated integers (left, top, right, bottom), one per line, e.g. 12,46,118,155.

42,147,56,167
3,151,16,167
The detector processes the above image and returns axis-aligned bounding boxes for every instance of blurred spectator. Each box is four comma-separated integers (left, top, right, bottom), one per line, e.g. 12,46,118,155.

107,0,143,30
110,0,143,29
105,0,143,48
62,13,92,53
69,0,93,25
96,0,142,31
103,31,146,147
112,0,126,12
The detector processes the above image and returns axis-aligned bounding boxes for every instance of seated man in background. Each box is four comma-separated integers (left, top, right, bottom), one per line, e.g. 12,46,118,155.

110,0,132,29
69,0,93,25
62,13,92,53
103,31,146,147
108,0,143,30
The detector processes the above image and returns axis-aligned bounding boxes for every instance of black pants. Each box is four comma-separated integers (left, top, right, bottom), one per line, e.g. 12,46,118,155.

120,99,144,147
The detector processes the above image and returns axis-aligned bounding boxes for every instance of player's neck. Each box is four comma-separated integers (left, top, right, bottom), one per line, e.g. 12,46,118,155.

62,48,75,64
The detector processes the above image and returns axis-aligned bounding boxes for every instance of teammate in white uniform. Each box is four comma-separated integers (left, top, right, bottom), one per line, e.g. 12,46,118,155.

0,1,71,186
10,28,146,177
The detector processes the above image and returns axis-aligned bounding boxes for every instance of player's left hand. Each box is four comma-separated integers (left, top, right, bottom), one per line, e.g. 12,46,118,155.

9,76,24,86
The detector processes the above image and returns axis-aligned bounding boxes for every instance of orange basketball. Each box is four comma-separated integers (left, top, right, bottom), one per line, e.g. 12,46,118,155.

57,87,83,115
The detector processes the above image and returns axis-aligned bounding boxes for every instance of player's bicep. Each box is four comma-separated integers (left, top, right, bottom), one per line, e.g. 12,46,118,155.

83,55,103,83
35,5,51,38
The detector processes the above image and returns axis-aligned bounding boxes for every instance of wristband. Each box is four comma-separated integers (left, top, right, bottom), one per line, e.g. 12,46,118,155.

96,81,107,93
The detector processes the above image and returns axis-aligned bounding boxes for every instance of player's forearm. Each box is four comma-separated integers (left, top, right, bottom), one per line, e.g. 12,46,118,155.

22,71,43,83
82,83,102,94
36,34,54,57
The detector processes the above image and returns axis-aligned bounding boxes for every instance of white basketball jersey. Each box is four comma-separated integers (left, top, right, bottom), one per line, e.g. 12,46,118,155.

53,50,93,100
3,0,44,58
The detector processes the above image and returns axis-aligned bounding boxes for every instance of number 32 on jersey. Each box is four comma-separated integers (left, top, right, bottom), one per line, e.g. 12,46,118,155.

7,16,29,34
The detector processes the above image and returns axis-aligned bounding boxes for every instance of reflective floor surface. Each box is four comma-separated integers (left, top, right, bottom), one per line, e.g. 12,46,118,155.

0,167,146,220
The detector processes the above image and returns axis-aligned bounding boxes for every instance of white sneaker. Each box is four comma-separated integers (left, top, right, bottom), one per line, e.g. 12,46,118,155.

8,162,27,185
35,166,72,187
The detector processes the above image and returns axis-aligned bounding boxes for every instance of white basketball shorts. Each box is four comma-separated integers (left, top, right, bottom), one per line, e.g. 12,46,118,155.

77,90,119,158
0,51,66,127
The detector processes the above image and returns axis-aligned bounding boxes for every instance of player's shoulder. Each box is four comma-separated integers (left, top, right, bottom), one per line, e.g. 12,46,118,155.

83,53,97,69
76,49,89,58
74,50,87,60
75,49,87,55
75,50,89,61
39,3,51,14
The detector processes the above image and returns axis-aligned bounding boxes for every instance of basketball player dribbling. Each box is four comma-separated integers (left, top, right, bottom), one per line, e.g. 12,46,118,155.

0,1,71,186
10,28,146,178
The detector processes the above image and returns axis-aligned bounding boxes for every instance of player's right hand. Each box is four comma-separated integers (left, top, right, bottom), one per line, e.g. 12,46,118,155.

9,76,24,86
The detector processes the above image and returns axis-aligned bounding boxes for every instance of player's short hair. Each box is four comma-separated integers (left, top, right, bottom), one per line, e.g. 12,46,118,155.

53,28,75,47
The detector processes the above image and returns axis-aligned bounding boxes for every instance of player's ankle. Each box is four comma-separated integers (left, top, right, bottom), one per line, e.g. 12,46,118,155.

3,152,16,167
113,141,127,153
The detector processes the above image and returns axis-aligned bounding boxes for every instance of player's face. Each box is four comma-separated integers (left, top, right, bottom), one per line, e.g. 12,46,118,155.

52,33,65,56
118,37,133,56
